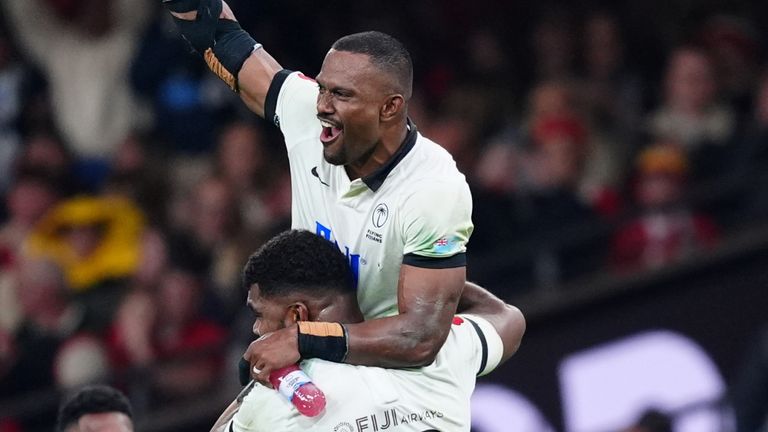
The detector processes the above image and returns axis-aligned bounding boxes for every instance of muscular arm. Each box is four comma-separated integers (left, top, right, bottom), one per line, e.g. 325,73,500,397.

344,265,465,367
236,51,281,117
245,264,466,382
457,282,526,362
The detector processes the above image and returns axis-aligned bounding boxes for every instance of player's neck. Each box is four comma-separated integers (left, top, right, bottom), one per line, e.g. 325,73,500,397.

345,119,409,180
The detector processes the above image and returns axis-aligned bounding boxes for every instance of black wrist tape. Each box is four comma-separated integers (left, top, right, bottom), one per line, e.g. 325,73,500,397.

297,322,348,363
206,20,258,92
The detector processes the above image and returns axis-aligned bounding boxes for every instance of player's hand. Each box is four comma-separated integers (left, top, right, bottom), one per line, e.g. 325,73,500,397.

161,0,237,55
243,325,300,385
165,0,236,21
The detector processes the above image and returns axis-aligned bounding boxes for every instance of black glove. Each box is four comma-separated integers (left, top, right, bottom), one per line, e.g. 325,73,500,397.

162,0,221,54
162,0,258,92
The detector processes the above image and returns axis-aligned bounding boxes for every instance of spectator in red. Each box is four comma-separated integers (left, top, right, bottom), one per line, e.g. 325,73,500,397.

0,257,109,430
107,264,227,402
470,113,605,296
474,80,577,196
610,143,719,272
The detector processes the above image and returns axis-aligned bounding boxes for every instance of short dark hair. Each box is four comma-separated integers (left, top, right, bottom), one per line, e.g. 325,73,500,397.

242,230,354,297
332,31,413,99
56,385,133,431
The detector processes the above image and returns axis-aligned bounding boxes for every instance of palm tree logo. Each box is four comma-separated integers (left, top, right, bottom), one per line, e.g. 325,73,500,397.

372,203,389,228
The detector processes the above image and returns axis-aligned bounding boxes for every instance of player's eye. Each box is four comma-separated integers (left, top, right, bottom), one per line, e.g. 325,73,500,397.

332,89,351,99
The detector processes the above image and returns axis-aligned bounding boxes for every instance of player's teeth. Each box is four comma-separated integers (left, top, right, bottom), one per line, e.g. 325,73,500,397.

320,120,334,128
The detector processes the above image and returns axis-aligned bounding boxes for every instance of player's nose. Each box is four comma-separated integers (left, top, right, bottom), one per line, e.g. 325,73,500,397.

316,92,334,114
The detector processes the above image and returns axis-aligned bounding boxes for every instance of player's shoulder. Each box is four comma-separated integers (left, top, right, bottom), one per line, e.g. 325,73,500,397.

395,133,471,202
408,132,465,178
393,132,469,197
267,70,320,148
235,382,300,430
304,359,401,420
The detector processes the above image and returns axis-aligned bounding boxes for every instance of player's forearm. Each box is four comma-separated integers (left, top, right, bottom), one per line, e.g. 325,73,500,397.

458,282,526,362
237,49,282,117
457,281,507,315
344,311,453,367
338,265,464,367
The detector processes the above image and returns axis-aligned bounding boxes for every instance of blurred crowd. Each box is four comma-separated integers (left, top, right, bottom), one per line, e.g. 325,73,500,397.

1,0,768,430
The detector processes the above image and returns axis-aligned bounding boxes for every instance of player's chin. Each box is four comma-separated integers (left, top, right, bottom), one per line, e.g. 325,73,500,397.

323,142,347,165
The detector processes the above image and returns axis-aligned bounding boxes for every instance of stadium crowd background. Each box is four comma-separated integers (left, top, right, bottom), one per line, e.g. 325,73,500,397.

1,0,768,430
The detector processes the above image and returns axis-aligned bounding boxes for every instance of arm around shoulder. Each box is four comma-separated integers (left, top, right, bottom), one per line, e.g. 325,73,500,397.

344,264,466,367
458,282,526,363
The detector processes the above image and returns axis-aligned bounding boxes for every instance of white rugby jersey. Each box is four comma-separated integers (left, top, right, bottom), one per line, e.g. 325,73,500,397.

264,70,474,319
227,314,504,432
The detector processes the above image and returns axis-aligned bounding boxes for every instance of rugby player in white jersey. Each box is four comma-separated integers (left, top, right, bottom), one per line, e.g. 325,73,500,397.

211,230,525,432
163,0,476,382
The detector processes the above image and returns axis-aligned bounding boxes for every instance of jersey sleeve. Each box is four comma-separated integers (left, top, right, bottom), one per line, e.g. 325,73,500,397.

400,179,474,268
457,314,505,377
263,70,320,151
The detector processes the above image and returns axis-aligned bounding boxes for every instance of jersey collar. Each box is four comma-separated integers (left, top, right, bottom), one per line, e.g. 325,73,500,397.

361,119,418,192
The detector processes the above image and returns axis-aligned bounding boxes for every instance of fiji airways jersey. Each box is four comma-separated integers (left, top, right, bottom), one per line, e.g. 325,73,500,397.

264,70,474,319
227,314,504,432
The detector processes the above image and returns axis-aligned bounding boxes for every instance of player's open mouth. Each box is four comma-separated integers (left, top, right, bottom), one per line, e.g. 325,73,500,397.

319,119,343,144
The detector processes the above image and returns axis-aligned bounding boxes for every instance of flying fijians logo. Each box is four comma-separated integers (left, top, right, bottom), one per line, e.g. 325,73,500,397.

372,203,389,228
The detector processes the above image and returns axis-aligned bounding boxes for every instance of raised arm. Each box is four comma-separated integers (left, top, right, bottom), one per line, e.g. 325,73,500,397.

164,0,281,117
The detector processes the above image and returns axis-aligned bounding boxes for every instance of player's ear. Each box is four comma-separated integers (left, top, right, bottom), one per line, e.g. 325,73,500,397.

380,94,404,121
284,303,309,324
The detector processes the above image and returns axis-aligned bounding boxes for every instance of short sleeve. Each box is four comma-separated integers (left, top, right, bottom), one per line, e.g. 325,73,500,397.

458,314,505,377
264,70,321,151
401,180,473,268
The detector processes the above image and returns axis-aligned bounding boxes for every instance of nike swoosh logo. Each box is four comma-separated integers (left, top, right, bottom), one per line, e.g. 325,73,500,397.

311,166,329,186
